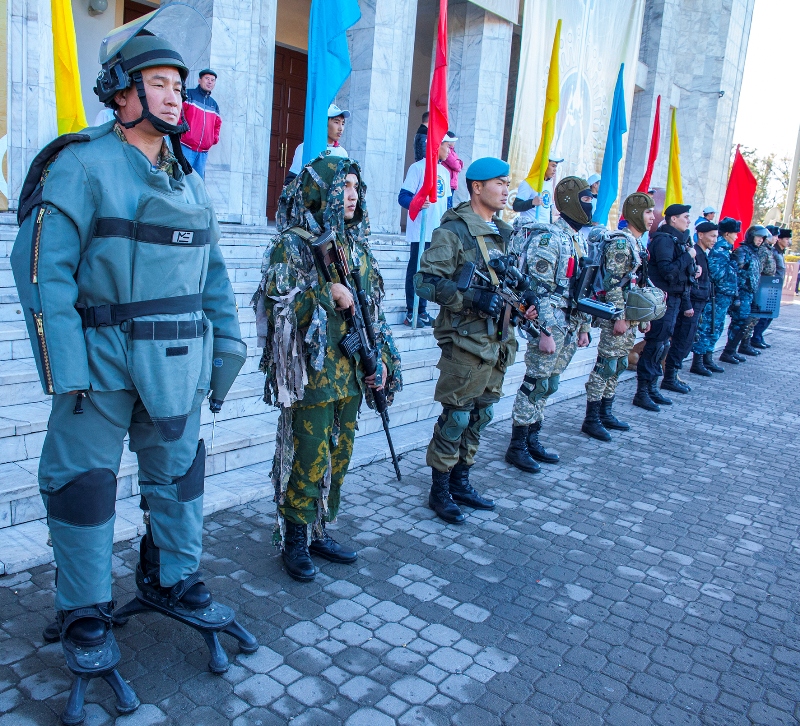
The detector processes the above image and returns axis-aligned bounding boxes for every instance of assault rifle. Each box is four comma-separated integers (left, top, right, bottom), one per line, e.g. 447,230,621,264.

311,229,402,481
456,255,551,339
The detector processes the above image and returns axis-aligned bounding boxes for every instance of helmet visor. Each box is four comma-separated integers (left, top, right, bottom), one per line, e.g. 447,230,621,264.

99,3,211,69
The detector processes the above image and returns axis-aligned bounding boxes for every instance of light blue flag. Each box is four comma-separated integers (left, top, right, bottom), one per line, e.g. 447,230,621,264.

594,64,628,226
302,0,361,165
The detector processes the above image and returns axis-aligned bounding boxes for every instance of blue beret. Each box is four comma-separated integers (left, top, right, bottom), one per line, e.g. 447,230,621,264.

466,157,510,181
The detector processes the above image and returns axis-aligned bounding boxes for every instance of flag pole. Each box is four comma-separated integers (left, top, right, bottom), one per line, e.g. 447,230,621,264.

783,124,800,227
410,207,428,329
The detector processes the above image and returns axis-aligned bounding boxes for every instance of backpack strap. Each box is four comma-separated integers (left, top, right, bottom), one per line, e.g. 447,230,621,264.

17,133,91,225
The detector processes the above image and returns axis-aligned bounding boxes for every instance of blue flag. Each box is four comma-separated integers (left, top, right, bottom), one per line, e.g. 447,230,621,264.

302,0,361,165
594,64,628,226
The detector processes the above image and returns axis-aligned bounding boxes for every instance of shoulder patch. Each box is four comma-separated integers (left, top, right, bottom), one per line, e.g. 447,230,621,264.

616,240,626,249
538,236,550,247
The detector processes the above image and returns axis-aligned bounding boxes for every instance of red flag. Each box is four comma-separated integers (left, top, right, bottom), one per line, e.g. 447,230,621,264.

409,0,448,221
636,95,661,193
720,145,757,245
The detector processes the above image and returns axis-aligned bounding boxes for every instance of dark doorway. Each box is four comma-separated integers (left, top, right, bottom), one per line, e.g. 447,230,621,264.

123,0,154,24
266,46,307,220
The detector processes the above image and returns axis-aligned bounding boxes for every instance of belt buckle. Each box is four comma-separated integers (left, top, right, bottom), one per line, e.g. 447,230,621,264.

92,304,113,327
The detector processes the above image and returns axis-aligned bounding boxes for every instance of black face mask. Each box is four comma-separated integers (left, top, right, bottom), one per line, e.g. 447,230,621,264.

580,199,594,224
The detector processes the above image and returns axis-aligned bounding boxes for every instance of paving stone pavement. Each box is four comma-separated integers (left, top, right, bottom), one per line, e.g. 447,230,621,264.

1,305,800,726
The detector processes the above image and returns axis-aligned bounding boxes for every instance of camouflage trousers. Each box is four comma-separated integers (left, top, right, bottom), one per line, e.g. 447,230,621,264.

512,323,578,426
727,292,754,340
427,340,516,473
692,293,733,354
585,320,637,402
281,395,360,526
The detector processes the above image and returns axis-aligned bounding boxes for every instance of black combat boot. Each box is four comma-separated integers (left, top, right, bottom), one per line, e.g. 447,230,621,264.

649,381,673,405
527,421,559,463
282,520,317,582
738,339,760,356
632,379,660,411
661,365,691,394
719,336,741,364
505,425,541,473
138,532,212,609
581,400,611,441
310,521,358,564
449,463,495,510
689,353,712,377
703,352,724,373
750,337,768,349
428,468,465,524
599,396,630,431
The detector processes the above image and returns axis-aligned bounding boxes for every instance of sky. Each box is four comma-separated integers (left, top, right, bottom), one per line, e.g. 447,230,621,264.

733,0,800,160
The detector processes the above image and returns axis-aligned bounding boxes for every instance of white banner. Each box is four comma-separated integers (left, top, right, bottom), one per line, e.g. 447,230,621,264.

508,0,646,208
469,0,520,24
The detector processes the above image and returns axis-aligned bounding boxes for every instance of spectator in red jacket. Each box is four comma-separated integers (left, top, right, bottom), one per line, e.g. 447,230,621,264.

181,69,222,179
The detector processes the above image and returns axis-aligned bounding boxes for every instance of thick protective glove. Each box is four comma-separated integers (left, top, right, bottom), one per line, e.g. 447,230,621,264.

463,288,503,317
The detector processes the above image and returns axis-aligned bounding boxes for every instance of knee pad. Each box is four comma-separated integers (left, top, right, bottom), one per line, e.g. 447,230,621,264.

174,442,206,503
615,355,629,375
520,374,550,403
547,374,560,395
470,405,494,434
592,356,617,380
46,468,117,526
438,408,470,442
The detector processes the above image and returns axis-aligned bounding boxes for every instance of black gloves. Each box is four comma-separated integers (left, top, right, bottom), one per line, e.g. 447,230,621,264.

464,288,503,317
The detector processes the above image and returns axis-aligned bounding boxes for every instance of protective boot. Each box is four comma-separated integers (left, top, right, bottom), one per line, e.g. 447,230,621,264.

599,396,630,431
581,400,611,441
449,463,495,510
661,365,691,394
505,425,541,473
689,353,712,377
527,421,559,463
649,381,672,405
428,468,466,524
632,379,660,412
703,352,724,373
750,337,768,349
281,520,317,582
719,336,742,364
309,521,358,564
738,339,760,356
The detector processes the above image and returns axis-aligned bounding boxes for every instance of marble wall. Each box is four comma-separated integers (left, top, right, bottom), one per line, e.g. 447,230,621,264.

7,0,57,211
447,0,513,203
337,0,419,234
164,0,277,225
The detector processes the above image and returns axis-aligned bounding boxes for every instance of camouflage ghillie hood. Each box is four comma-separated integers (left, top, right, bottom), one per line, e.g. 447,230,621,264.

277,154,370,238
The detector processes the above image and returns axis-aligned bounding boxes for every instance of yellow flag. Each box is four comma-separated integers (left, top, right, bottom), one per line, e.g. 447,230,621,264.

524,19,561,193
51,0,88,135
664,107,683,210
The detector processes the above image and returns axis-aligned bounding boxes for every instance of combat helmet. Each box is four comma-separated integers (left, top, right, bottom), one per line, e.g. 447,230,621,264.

94,3,210,164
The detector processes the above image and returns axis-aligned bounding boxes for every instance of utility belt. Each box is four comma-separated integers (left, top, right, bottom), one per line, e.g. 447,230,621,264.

76,293,203,332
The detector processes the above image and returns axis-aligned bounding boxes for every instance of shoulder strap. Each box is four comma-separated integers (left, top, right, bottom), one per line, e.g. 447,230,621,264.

17,133,91,225
289,226,315,242
475,235,499,285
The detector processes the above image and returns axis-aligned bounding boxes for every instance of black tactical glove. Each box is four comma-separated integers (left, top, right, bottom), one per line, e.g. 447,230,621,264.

463,288,503,317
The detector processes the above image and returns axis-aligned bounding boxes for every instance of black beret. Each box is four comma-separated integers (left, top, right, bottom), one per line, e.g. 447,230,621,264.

695,221,718,233
664,203,691,218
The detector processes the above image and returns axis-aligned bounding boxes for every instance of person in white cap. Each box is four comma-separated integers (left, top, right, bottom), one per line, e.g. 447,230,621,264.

693,206,716,242
513,155,562,224
397,131,457,326
285,104,351,185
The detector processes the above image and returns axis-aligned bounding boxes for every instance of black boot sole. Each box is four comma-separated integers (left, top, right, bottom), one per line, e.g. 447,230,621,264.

632,396,660,412
601,420,630,431
581,424,611,442
504,451,541,473
282,555,317,582
428,497,465,524
530,451,559,464
689,367,713,377
309,545,358,564
451,494,495,511
660,383,690,394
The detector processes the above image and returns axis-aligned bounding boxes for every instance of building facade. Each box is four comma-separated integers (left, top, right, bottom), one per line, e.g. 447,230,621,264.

3,0,754,231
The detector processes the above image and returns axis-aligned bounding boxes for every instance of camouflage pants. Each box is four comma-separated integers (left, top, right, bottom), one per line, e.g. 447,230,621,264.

281,395,360,526
727,292,754,340
692,293,733,354
512,323,578,426
585,320,636,402
426,340,516,473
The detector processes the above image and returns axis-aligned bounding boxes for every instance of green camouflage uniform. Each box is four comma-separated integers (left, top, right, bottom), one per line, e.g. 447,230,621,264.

252,156,401,537
511,217,591,425
585,228,647,401
414,202,517,473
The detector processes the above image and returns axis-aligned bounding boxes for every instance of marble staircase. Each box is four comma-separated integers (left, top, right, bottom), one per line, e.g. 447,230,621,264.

0,217,624,575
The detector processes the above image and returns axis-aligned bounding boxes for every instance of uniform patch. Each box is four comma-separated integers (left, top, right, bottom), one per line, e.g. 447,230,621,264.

538,237,550,247
614,252,627,263
616,240,626,249
536,259,550,273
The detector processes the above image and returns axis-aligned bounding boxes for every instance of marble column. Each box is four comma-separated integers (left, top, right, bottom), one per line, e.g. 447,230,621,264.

446,0,513,203
7,0,57,211
165,0,277,226
336,0,419,234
